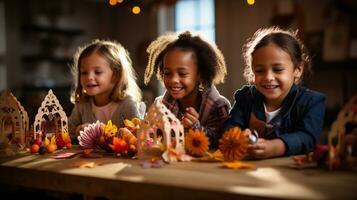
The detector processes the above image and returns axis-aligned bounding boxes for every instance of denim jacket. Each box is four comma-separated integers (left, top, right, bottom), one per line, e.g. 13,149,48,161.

223,84,326,155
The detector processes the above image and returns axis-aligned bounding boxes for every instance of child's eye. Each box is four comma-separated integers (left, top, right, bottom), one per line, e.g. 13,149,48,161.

178,72,188,76
163,71,171,76
80,71,88,75
254,69,263,73
273,68,284,73
95,71,103,75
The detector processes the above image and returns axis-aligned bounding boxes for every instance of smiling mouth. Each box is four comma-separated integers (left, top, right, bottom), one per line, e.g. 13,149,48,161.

170,86,183,92
86,84,99,88
263,85,278,89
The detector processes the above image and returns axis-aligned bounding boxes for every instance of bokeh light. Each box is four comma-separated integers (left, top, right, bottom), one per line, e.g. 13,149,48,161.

247,0,255,6
132,6,141,15
109,0,117,6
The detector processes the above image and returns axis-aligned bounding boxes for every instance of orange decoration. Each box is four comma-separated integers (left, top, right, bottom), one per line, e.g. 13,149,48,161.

46,144,57,153
222,161,256,170
65,143,72,149
30,144,40,153
109,137,129,153
219,127,249,161
185,129,209,157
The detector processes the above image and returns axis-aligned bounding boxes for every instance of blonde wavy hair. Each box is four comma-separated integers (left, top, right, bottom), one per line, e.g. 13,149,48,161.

70,39,142,103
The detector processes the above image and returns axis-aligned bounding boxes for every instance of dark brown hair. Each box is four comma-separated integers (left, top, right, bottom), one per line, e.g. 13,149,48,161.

242,27,311,84
144,31,227,88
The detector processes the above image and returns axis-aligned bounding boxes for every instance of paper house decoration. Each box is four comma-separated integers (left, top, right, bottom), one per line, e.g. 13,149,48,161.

33,90,68,140
0,91,29,148
137,100,185,162
328,95,357,169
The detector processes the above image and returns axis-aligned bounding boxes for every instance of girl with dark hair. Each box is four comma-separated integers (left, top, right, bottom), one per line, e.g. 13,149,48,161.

223,27,326,159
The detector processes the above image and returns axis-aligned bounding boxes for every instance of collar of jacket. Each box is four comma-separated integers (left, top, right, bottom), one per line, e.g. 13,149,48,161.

251,84,300,126
161,85,216,118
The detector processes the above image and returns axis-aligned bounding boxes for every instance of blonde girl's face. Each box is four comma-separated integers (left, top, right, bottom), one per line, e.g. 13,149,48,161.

162,49,200,102
252,43,302,110
79,52,116,106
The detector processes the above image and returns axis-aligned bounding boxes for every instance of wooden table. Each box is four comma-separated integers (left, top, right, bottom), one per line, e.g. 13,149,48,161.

0,148,356,200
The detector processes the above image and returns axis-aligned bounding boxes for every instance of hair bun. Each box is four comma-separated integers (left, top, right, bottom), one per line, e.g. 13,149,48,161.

178,31,192,41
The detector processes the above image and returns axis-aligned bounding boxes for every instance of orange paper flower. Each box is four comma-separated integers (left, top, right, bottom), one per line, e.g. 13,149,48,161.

185,129,209,157
219,127,249,161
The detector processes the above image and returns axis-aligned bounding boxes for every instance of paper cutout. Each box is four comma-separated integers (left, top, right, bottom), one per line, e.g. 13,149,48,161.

328,95,357,170
0,91,29,149
137,100,185,162
33,90,68,141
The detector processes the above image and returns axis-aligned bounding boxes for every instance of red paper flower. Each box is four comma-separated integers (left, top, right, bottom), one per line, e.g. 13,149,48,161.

109,137,129,154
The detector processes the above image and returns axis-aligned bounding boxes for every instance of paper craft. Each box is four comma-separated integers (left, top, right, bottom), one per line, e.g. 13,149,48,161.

328,95,357,170
33,90,68,141
0,91,29,150
137,100,185,162
52,152,80,159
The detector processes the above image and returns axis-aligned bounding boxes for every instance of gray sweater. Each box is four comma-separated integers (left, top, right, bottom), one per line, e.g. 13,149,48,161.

68,96,145,143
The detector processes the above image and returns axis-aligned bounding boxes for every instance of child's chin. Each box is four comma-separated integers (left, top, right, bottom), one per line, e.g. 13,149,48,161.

170,93,184,99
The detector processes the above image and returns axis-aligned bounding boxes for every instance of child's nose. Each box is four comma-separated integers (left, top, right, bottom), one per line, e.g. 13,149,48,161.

170,74,179,83
87,72,95,80
265,71,274,81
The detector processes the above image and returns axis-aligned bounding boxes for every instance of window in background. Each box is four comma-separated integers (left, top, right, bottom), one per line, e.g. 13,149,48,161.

0,2,6,91
175,0,215,43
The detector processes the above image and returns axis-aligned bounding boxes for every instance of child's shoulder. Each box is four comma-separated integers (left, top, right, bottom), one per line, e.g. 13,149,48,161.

119,96,140,106
74,101,91,109
296,86,326,103
205,85,230,106
233,85,257,100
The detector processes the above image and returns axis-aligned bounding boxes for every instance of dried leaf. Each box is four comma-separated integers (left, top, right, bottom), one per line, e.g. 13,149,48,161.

222,161,256,170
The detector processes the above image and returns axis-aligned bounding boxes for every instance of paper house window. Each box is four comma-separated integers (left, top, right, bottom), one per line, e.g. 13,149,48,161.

33,90,67,140
137,100,185,162
0,91,29,148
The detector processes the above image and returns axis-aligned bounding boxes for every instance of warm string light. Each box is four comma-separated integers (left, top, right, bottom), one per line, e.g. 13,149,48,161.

132,6,141,14
247,0,255,6
109,0,124,6
108,0,141,15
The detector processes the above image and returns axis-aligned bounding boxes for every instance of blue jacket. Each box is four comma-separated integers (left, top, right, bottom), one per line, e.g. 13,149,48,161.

223,84,326,156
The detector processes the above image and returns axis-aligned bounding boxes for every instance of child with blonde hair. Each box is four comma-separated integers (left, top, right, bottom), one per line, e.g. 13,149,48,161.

69,39,144,141
223,27,326,159
145,31,231,148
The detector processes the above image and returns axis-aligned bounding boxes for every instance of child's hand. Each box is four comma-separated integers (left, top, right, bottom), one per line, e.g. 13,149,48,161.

181,107,200,129
75,123,90,135
247,138,286,159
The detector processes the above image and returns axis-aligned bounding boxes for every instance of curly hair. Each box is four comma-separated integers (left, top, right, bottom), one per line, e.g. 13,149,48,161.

70,39,142,104
144,31,227,88
242,27,311,84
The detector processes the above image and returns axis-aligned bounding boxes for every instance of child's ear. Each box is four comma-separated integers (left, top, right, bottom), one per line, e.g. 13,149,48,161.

112,71,121,82
294,63,303,79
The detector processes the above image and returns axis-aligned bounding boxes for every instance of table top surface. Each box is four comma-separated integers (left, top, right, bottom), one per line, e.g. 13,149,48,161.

0,148,356,200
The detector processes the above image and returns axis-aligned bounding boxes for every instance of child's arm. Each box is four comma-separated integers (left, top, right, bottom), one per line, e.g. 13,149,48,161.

75,123,90,135
247,138,286,159
279,94,326,156
222,87,252,132
183,104,230,149
181,107,199,129
68,104,82,142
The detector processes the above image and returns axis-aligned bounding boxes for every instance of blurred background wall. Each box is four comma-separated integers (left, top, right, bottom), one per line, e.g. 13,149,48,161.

0,0,356,136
